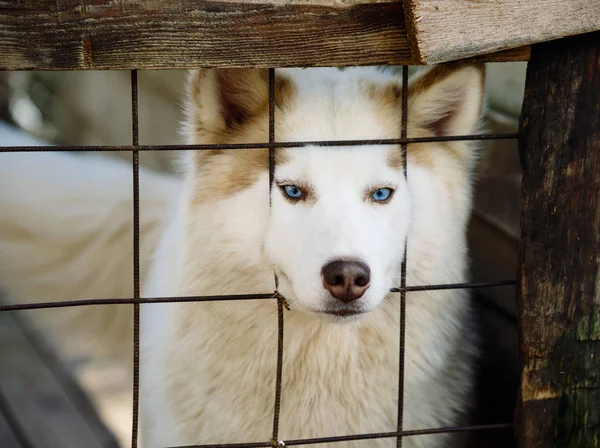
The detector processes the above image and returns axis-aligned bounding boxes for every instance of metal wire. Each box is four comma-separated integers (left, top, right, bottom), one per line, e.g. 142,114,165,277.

0,281,517,312
396,279,516,293
397,64,409,448
0,66,520,448
164,423,514,448
0,281,516,312
268,67,286,445
0,133,518,153
131,69,141,448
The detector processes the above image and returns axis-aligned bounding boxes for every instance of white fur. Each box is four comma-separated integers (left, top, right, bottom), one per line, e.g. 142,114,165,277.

266,145,410,315
141,66,482,447
0,66,483,448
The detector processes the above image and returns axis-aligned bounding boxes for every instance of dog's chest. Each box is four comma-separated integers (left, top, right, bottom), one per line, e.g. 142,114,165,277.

163,304,401,446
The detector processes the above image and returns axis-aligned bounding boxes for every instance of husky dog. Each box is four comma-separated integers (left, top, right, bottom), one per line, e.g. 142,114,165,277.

140,64,485,447
0,63,485,447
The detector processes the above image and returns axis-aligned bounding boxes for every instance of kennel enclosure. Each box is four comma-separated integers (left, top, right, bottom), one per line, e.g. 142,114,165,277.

1,1,599,447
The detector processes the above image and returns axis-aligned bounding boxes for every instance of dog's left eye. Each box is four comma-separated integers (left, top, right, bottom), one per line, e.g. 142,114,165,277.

371,188,393,202
282,185,303,199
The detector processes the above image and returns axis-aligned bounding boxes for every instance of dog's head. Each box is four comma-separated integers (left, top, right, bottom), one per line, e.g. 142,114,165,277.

184,65,485,321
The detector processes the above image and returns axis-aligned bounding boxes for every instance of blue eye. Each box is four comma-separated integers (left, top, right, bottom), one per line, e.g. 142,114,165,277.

371,188,392,202
283,185,303,199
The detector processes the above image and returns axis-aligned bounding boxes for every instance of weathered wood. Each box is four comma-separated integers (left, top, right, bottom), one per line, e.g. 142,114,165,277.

517,31,600,448
0,312,120,448
466,46,530,64
0,0,408,70
405,0,599,64
0,0,530,71
206,0,390,4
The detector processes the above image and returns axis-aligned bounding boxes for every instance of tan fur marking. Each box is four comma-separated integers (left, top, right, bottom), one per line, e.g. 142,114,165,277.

386,148,404,170
365,63,485,174
274,147,291,166
360,79,407,172
408,62,485,98
362,80,401,111
193,148,268,202
187,70,297,203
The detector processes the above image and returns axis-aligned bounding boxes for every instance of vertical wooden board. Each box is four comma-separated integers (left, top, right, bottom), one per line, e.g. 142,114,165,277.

0,312,119,448
517,31,600,448
405,0,599,64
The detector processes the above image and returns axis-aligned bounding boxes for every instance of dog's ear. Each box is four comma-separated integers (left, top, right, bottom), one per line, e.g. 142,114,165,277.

408,63,485,137
185,69,269,142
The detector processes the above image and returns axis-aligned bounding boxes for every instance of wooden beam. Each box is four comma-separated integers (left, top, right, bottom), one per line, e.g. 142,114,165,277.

0,0,408,70
0,0,529,71
517,31,600,448
405,0,599,64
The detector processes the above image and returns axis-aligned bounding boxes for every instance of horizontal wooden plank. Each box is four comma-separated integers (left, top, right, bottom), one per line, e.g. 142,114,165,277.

206,0,392,4
405,0,599,64
0,0,409,70
0,0,530,71
0,312,119,447
467,46,531,64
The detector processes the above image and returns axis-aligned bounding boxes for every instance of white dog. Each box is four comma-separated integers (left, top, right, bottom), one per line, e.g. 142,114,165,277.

0,63,485,448
141,64,485,447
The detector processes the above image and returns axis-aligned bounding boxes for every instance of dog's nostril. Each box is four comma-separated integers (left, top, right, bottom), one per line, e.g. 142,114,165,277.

355,275,368,287
321,259,371,303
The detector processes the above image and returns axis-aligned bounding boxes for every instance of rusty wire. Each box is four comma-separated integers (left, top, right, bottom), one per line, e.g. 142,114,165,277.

0,133,518,153
0,280,516,313
0,66,518,447
397,64,409,448
165,422,513,448
131,69,141,448
268,67,286,446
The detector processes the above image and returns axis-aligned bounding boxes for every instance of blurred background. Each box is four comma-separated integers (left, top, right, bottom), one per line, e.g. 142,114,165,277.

0,64,526,448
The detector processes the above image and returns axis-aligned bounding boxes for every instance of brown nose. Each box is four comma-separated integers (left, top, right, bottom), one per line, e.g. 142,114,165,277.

321,260,371,303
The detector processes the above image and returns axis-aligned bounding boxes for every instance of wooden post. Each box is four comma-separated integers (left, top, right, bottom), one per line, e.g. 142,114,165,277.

518,31,600,447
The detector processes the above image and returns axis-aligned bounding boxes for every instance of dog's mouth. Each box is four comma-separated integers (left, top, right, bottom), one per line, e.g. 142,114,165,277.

324,307,363,317
300,302,368,321
317,302,369,321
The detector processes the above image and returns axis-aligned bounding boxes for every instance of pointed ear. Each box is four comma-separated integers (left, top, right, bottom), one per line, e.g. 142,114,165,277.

408,63,485,137
184,68,269,142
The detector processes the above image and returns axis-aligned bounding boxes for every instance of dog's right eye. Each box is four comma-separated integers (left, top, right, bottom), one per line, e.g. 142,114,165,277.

282,185,303,200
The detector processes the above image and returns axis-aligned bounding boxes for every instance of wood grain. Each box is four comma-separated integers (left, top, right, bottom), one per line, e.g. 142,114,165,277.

406,0,599,64
212,0,391,5
0,0,409,70
466,46,530,64
0,312,120,447
0,0,531,70
517,31,600,448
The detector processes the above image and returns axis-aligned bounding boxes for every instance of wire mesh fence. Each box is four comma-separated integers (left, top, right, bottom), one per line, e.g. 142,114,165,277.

0,66,518,448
